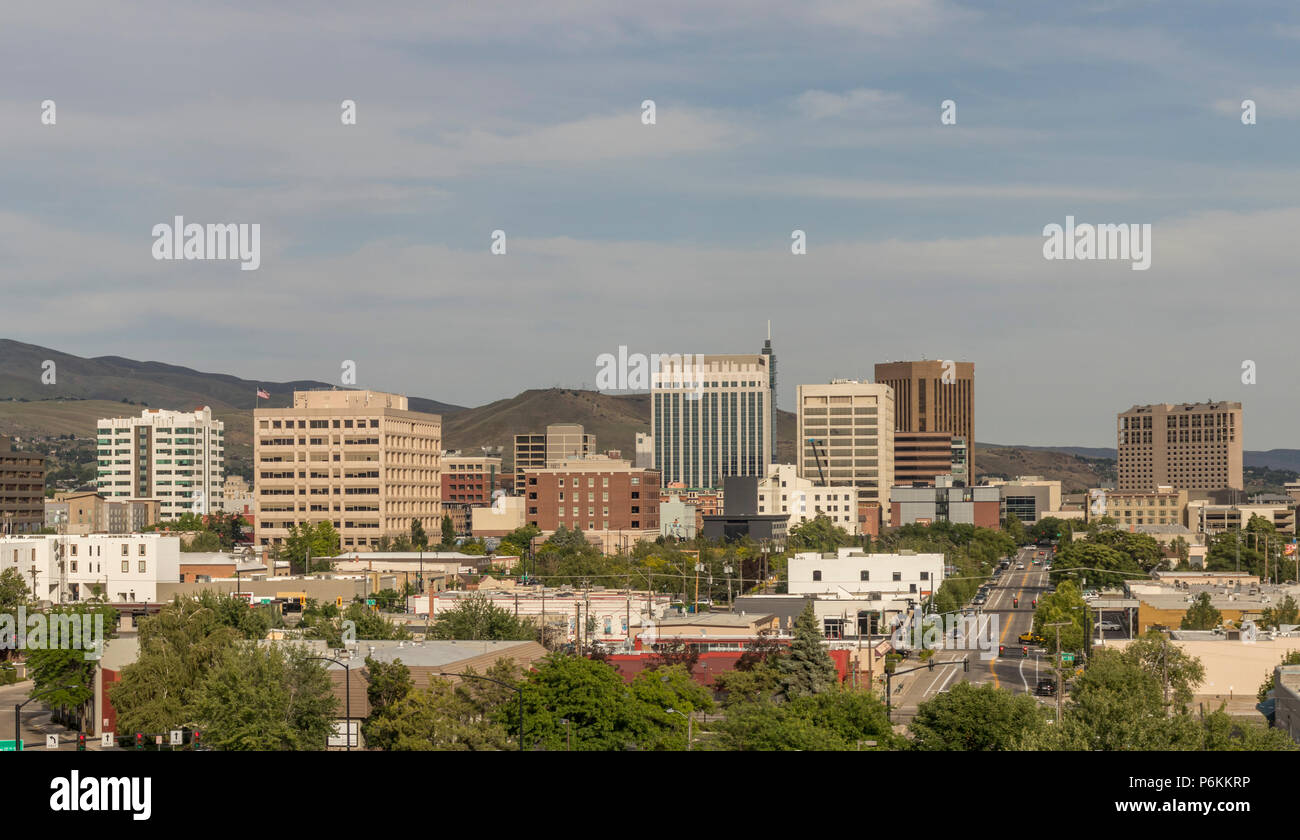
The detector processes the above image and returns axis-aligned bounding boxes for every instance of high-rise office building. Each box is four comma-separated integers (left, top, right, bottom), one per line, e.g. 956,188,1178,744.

254,390,441,551
96,408,225,519
513,424,596,494
1117,401,1242,492
0,436,45,534
796,380,895,524
652,354,772,489
874,360,975,480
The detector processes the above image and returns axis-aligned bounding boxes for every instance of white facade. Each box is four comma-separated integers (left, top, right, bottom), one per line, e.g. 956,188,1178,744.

96,407,225,520
758,464,858,535
0,534,181,604
788,548,944,601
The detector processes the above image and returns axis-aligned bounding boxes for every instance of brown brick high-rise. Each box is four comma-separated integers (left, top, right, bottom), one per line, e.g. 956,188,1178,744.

875,360,975,481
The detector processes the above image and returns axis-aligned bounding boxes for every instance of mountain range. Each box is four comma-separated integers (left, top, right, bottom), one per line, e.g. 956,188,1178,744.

1,339,1295,492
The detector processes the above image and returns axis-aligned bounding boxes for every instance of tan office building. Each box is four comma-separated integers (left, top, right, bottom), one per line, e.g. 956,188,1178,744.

1085,486,1189,528
254,390,441,551
1117,401,1242,492
513,424,596,494
875,360,975,480
796,380,895,525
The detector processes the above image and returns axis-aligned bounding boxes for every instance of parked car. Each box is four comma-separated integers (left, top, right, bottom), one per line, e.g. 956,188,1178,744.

1035,678,1058,696
1098,621,1122,632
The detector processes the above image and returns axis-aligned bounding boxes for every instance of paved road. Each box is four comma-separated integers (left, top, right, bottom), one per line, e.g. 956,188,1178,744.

889,545,1057,723
0,679,113,751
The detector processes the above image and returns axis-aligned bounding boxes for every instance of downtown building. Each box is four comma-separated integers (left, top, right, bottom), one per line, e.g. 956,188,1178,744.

1117,401,1243,492
0,436,45,535
253,390,441,552
0,533,181,604
652,354,772,490
874,360,975,480
442,447,504,505
796,380,895,530
523,455,660,535
95,408,225,520
513,424,596,494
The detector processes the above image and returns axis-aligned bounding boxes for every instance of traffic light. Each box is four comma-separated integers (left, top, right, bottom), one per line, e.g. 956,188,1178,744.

1032,599,1037,608
1022,646,1028,657
76,734,86,752
192,731,201,749
928,657,935,671
1013,597,1019,607
998,644,1004,656
134,733,144,750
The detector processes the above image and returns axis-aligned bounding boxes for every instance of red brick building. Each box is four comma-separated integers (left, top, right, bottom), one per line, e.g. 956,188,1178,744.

441,450,503,505
525,458,660,532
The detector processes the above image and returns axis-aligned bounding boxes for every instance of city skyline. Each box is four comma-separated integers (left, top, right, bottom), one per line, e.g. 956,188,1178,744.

3,3,1298,447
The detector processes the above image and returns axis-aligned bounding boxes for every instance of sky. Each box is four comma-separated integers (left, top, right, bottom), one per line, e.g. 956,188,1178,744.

2,1,1299,448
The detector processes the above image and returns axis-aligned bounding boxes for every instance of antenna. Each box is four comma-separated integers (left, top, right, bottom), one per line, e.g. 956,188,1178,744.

767,320,771,341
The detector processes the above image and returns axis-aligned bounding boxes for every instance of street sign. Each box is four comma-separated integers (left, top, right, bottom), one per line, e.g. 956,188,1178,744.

366,599,376,606
46,734,58,750
1060,652,1075,665
154,735,163,746
169,730,183,746
101,732,115,748
0,740,22,751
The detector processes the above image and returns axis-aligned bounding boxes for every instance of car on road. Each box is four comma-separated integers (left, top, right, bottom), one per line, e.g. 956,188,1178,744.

1018,632,1046,646
1015,563,1025,570
1035,678,1058,696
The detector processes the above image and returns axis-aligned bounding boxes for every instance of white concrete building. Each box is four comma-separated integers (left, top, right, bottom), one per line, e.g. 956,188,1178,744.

788,548,944,602
757,464,858,536
0,534,181,604
96,407,225,520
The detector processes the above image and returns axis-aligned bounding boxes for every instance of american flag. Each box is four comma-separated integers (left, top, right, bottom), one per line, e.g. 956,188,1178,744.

256,389,270,400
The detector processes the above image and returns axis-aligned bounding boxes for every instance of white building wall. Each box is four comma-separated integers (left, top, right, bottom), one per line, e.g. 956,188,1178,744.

788,548,944,600
758,464,858,535
0,534,181,604
96,407,225,520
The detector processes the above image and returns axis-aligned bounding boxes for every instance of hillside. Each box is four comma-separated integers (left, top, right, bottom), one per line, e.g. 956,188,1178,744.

443,388,799,467
0,339,464,415
975,443,1115,493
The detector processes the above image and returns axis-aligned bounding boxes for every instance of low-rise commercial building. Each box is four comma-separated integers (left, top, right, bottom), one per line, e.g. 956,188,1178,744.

788,548,944,601
0,436,45,534
0,533,181,604
758,464,858,535
890,477,1001,529
523,455,660,533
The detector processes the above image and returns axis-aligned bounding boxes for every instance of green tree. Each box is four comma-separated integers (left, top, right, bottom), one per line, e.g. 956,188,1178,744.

1180,592,1222,630
1260,595,1299,630
441,514,456,549
1003,513,1027,547
428,593,538,641
25,604,118,712
1032,579,1090,654
1257,650,1300,703
502,654,647,751
710,689,897,751
195,642,338,750
0,567,28,613
182,530,222,552
411,519,429,550
1120,630,1205,709
909,682,1047,750
778,602,840,697
110,597,242,735
788,515,855,553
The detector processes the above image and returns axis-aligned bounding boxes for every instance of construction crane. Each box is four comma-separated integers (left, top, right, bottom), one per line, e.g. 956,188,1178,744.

806,438,827,484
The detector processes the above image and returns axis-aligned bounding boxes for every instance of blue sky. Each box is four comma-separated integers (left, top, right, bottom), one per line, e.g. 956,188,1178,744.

2,1,1299,447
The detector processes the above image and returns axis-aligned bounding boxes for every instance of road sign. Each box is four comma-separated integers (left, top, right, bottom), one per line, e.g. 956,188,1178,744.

366,599,376,606
46,734,58,750
169,730,183,746
1060,652,1075,665
101,732,115,748
0,740,22,751
154,735,163,746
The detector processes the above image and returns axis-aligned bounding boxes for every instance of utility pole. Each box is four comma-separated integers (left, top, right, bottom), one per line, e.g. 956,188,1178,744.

1046,621,1071,725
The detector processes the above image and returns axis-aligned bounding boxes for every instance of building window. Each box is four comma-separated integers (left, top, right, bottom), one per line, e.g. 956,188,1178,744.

920,571,929,580
892,572,901,581
860,570,869,581
139,544,147,556
139,560,147,573
812,570,822,581
121,560,129,573
121,544,129,556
